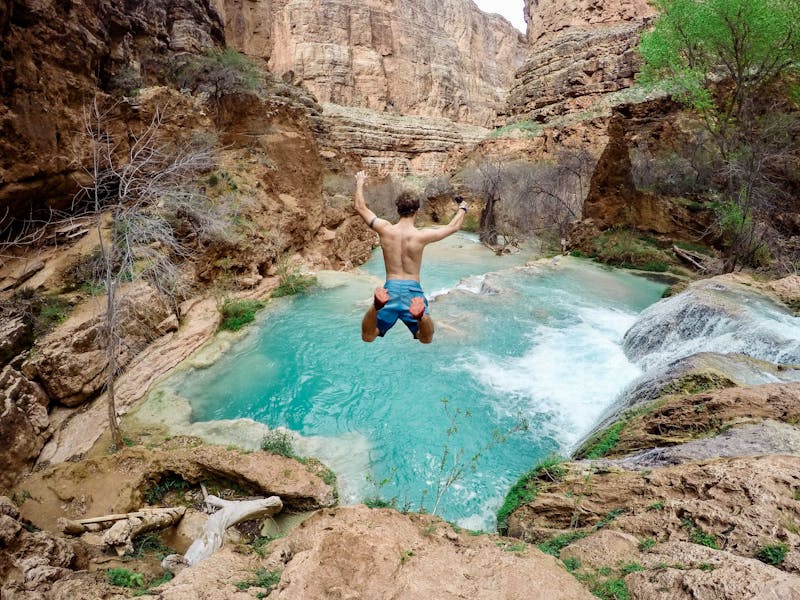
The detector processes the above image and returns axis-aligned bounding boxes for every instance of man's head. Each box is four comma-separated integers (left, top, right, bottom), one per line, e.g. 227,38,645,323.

395,190,420,218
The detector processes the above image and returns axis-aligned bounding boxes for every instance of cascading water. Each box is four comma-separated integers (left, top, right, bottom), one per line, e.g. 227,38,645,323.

623,279,800,371
143,234,669,529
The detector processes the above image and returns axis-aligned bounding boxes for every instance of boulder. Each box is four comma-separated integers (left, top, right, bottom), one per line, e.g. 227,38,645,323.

0,366,51,490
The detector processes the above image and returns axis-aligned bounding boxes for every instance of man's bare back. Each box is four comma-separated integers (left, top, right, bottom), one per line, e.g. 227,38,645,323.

353,171,468,343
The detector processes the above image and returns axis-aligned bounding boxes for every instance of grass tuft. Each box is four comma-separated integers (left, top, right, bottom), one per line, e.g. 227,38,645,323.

234,568,282,592
756,543,789,566
218,299,265,332
496,455,565,534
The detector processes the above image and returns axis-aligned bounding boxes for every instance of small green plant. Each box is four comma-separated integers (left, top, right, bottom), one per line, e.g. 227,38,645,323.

563,556,582,572
682,519,719,549
590,228,672,272
537,531,587,557
638,537,657,552
130,533,174,559
260,429,297,458
595,509,625,530
218,298,265,332
756,543,789,566
647,501,665,511
698,562,715,572
363,496,398,509
421,523,437,536
591,577,630,600
489,120,544,139
619,562,644,574
793,488,800,501
496,455,565,533
107,568,144,588
272,258,317,298
504,542,527,553
143,474,191,505
400,549,415,565
581,422,626,459
251,535,277,558
234,568,282,592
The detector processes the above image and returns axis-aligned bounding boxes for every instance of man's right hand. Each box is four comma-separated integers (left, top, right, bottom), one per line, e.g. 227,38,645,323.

356,170,368,186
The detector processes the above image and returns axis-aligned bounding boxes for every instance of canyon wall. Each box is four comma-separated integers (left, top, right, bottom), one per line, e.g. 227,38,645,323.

508,0,656,121
268,0,527,127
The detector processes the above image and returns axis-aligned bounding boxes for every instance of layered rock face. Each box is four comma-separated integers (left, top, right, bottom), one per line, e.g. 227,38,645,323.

268,0,527,127
508,0,656,120
0,0,225,224
319,103,488,175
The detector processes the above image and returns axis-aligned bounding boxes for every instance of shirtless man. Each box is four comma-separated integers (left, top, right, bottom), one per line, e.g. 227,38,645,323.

353,170,468,343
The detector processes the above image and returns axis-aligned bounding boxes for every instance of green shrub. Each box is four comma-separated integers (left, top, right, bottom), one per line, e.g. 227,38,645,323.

234,568,282,592
563,556,582,572
496,455,565,533
537,530,587,556
219,299,265,332
363,496,398,509
756,543,789,566
272,260,317,298
143,474,191,505
619,562,644,574
591,577,630,600
130,532,174,559
580,422,626,460
489,121,544,139
170,47,264,103
591,229,672,272
682,520,719,549
639,537,657,551
107,568,144,588
260,429,296,458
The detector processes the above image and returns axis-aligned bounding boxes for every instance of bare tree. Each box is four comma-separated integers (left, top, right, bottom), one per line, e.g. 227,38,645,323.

462,159,503,246
77,98,215,448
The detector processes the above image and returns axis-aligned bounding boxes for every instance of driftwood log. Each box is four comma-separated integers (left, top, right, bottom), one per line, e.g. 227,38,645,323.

163,495,283,570
59,507,186,556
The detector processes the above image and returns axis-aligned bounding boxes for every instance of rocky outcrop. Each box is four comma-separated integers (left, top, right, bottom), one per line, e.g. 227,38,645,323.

319,103,489,176
153,506,595,599
16,444,336,532
508,0,656,121
0,367,51,492
269,0,527,127
0,0,225,225
20,283,171,408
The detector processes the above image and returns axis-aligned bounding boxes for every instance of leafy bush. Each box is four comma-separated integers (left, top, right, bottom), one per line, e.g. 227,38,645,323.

143,474,191,505
591,577,631,600
107,568,144,588
363,496,398,509
234,568,282,592
170,48,264,103
219,299,265,332
537,531,587,556
756,543,789,566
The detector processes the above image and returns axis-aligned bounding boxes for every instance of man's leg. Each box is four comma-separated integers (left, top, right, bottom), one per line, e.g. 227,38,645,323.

410,296,434,344
362,287,389,342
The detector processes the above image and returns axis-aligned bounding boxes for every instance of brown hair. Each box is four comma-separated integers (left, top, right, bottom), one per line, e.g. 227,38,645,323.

395,190,420,217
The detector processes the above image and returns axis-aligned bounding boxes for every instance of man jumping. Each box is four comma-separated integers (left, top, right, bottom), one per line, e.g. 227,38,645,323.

353,170,468,344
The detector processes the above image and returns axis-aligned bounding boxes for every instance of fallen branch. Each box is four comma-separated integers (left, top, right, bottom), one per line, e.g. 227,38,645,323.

673,245,709,271
163,495,282,570
58,507,186,536
103,506,186,556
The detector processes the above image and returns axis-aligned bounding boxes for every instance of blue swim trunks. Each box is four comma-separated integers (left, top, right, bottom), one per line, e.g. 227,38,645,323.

376,279,429,338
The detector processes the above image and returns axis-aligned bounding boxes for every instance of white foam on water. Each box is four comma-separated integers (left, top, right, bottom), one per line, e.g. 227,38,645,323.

466,304,642,450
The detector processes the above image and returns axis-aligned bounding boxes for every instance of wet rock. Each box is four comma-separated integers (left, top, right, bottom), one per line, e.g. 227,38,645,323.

623,278,800,370
606,420,800,469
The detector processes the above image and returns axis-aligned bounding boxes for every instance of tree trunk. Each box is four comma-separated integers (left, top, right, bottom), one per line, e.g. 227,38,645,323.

480,194,498,246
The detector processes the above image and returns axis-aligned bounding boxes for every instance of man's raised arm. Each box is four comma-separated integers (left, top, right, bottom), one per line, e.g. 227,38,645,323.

353,171,386,230
418,199,469,244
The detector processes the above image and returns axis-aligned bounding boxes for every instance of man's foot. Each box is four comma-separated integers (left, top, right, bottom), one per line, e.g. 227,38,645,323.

374,287,389,310
409,296,426,320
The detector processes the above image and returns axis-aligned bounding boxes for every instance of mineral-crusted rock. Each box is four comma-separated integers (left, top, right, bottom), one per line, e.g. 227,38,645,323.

270,0,527,127
17,445,335,532
155,506,594,599
629,542,800,599
319,103,489,176
0,315,33,366
508,455,800,572
0,366,51,491
604,420,800,469
509,0,656,120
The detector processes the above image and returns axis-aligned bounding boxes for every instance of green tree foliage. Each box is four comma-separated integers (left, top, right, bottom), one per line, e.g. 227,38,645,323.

639,0,800,272
171,48,264,105
639,0,800,134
